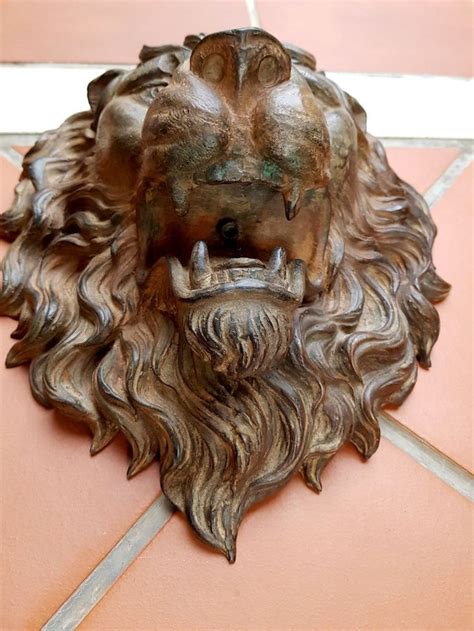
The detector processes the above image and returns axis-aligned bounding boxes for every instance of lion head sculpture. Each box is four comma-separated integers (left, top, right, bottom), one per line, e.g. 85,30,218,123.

0,29,449,561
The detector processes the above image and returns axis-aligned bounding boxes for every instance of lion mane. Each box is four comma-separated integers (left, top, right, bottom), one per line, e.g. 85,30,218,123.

0,38,449,561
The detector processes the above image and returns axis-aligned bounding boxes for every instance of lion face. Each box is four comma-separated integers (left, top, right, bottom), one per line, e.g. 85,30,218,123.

0,28,449,561
93,29,358,378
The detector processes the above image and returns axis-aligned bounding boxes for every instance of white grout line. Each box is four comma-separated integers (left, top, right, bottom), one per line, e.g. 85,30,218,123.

380,137,473,149
0,135,470,155
380,413,473,501
245,0,261,27
0,64,472,139
0,146,24,168
332,73,474,140
423,148,473,208
0,135,470,150
1,63,470,82
0,133,39,147
41,495,175,631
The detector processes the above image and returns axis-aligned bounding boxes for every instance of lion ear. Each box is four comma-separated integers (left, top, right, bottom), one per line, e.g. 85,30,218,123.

87,69,124,119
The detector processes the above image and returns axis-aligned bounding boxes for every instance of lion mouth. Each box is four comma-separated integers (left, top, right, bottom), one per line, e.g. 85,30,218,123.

136,176,324,301
193,160,302,221
168,241,305,303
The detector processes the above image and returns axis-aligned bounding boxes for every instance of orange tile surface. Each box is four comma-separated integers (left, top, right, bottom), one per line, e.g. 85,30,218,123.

82,440,473,631
2,0,471,74
385,146,460,195
0,159,161,629
11,146,31,156
258,0,473,76
0,157,20,215
0,317,161,629
394,163,473,471
0,0,250,64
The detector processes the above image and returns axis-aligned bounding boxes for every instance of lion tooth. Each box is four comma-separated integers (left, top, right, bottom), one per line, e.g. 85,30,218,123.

171,182,190,216
167,256,187,287
288,259,306,300
268,247,287,276
190,241,212,288
283,186,302,220
284,199,297,220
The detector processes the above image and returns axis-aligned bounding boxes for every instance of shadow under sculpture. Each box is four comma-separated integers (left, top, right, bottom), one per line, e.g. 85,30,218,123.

0,29,449,562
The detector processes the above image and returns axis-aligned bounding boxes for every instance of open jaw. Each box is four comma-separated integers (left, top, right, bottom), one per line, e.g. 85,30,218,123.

137,173,324,307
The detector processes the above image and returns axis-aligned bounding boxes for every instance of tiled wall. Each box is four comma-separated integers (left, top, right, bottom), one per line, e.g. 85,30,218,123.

0,1,472,629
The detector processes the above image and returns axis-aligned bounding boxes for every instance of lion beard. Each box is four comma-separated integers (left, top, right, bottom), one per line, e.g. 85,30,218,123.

182,297,293,379
97,303,323,561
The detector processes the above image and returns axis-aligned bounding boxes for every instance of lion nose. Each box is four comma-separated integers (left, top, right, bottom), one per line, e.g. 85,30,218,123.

189,28,291,96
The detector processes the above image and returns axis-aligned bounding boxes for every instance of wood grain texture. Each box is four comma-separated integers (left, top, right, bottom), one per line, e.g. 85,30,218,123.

0,28,449,561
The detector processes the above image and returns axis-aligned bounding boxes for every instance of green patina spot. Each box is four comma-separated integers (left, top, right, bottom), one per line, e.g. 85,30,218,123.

206,163,227,181
262,161,280,181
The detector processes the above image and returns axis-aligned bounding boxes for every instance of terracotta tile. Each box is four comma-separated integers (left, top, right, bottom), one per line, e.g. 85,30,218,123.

0,321,162,629
0,160,161,629
1,1,250,64
0,319,161,629
394,163,473,471
0,157,22,266
0,156,20,215
82,440,472,630
258,0,472,76
12,145,32,156
385,147,460,195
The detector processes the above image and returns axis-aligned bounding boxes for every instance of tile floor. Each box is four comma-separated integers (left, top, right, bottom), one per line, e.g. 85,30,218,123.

1,0,472,75
83,442,472,631
0,1,472,629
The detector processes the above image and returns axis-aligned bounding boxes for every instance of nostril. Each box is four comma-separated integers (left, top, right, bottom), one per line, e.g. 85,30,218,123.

202,53,225,84
217,217,239,241
258,55,280,87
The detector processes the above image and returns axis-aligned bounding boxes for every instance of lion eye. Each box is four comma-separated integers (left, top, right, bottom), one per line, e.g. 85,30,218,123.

136,82,166,103
145,84,164,100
